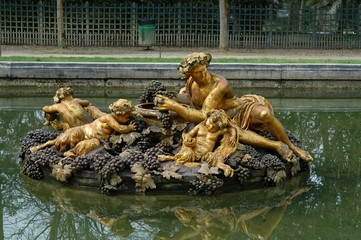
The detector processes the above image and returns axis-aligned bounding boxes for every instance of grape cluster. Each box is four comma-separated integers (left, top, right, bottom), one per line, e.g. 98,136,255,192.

139,80,166,103
236,166,251,185
21,160,43,180
188,176,224,195
154,90,174,130
244,145,263,159
155,141,173,154
137,135,155,152
108,142,125,154
92,152,114,173
70,155,92,173
98,156,125,180
158,111,173,130
260,154,285,170
156,90,175,99
19,129,60,159
143,147,162,171
241,153,285,170
226,154,242,168
128,114,148,132
260,130,301,147
21,146,63,180
122,150,145,168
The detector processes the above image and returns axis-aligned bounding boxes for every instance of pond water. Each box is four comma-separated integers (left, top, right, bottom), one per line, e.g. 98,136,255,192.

1,88,360,239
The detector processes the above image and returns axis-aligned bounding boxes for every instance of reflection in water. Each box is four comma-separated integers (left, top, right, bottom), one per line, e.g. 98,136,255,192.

1,101,361,239
17,173,310,240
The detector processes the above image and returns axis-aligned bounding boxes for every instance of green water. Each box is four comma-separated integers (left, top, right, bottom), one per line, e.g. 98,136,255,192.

1,94,360,239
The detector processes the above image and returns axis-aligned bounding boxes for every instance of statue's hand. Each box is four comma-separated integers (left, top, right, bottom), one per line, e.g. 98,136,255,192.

129,122,137,131
155,94,178,111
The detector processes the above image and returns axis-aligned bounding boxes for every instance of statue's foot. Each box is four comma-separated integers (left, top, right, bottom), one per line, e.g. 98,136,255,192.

158,154,175,162
184,162,200,167
64,151,76,158
293,148,313,162
276,143,293,162
30,146,38,153
216,162,234,177
222,165,234,177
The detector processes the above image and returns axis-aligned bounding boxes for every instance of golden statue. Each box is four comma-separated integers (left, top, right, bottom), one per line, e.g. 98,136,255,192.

159,109,237,177
43,87,104,131
30,99,136,157
156,52,313,162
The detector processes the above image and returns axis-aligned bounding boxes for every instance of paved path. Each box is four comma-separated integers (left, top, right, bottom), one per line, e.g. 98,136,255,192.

2,45,361,60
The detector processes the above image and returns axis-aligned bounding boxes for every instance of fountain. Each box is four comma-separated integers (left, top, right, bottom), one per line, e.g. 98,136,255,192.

19,52,311,195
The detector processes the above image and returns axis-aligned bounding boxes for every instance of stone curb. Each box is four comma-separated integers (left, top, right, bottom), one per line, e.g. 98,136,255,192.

1,62,361,88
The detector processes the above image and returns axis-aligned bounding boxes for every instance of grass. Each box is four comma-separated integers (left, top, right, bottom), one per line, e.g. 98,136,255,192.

1,56,361,64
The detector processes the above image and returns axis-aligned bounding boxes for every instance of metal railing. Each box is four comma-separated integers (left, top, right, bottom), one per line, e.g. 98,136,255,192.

1,0,360,49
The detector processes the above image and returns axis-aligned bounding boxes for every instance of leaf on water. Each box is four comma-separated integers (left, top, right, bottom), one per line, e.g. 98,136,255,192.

162,164,182,180
198,162,219,175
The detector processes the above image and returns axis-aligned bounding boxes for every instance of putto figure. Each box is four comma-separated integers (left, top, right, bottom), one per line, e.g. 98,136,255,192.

156,52,312,162
159,109,238,177
30,99,137,157
43,87,104,131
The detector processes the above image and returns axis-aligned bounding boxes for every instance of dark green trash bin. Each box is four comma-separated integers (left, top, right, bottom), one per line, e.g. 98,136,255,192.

138,19,156,47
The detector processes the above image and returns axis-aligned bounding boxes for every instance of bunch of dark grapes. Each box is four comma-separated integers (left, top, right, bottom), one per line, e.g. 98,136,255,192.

143,147,162,171
244,145,263,159
108,142,125,154
70,155,92,173
226,154,242,169
92,152,114,173
260,130,301,147
137,135,155,152
99,156,126,180
260,154,285,170
128,114,148,132
21,146,64,180
21,160,43,180
236,166,251,185
139,80,166,103
19,129,60,159
155,141,173,154
158,111,173,130
188,176,224,196
154,90,174,130
122,150,145,168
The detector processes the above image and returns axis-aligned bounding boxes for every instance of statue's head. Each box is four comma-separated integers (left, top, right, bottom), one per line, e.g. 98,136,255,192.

54,87,73,103
177,52,212,79
109,99,134,116
205,109,229,132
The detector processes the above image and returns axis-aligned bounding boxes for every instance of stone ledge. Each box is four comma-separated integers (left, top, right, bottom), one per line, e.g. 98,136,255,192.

1,62,361,88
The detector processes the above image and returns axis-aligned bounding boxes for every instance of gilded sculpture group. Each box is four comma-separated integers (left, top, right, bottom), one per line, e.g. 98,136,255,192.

31,52,312,176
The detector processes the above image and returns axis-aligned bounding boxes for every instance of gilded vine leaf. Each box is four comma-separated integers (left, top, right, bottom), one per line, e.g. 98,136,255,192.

131,162,156,192
198,162,219,175
162,164,182,180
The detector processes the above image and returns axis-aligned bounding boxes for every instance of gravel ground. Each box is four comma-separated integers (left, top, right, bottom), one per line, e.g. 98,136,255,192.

2,44,361,60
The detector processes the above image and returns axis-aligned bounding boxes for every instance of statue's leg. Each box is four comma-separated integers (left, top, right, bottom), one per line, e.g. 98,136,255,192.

30,139,57,152
238,128,293,162
250,106,313,162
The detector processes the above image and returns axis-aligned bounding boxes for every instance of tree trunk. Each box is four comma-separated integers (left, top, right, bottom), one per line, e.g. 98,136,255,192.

219,0,229,50
57,0,65,48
